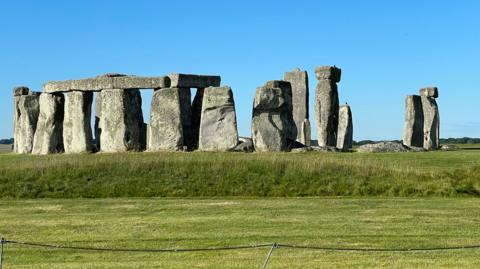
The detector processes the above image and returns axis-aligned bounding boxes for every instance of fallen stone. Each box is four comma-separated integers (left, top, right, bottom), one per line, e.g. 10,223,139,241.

147,88,191,151
43,76,169,93
233,137,254,152
14,93,40,153
440,144,459,151
356,141,408,153
310,146,340,152
284,68,310,143
199,86,239,151
168,73,221,88
314,79,339,147
419,87,438,98
291,146,313,153
252,86,293,151
403,95,424,148
63,91,94,153
421,96,440,150
99,89,144,152
32,93,65,154
337,105,353,150
315,66,341,83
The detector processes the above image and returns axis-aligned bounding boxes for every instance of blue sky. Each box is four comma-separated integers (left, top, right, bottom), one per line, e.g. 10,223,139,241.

1,1,479,140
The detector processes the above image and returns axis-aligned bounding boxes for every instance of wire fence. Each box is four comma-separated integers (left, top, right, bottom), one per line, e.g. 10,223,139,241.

2,237,480,269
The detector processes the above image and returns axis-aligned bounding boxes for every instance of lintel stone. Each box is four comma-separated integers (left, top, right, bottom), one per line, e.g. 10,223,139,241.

168,73,221,88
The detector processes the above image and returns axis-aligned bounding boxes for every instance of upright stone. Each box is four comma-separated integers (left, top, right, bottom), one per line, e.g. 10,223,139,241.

32,93,65,154
63,91,94,153
14,88,40,153
403,95,424,147
264,80,297,142
421,95,440,150
147,88,191,151
252,85,294,151
99,89,144,153
299,119,311,146
314,66,340,147
337,105,353,150
284,68,310,143
199,86,238,151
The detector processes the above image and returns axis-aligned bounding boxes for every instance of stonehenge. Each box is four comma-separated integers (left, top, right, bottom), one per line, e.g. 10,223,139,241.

32,93,65,154
13,87,40,153
403,87,440,150
337,105,353,150
63,91,94,153
284,68,310,146
314,66,341,147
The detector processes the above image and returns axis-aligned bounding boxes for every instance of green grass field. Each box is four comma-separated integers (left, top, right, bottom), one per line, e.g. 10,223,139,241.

1,198,480,268
1,148,480,198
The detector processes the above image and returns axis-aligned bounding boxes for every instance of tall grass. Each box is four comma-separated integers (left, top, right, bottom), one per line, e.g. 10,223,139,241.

1,151,480,198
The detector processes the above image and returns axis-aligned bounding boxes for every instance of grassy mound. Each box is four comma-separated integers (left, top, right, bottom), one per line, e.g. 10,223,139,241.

1,150,480,198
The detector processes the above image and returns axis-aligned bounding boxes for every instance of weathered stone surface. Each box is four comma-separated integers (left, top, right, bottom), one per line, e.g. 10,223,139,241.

14,94,40,153
403,95,424,147
311,145,340,152
314,79,339,147
440,144,458,151
337,105,353,150
357,141,408,153
421,96,440,150
147,88,191,151
315,66,341,83
191,88,204,149
233,137,254,152
32,93,65,154
63,91,94,153
419,87,438,98
13,86,29,96
252,86,294,151
264,80,297,141
299,119,311,146
168,73,221,88
43,76,169,93
94,93,102,151
284,68,309,143
199,86,239,151
99,89,144,152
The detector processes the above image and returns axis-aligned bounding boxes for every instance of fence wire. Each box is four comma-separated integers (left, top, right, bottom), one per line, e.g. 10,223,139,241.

2,238,480,269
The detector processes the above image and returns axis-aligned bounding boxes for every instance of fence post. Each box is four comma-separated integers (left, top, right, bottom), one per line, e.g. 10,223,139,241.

261,242,277,269
0,237,4,269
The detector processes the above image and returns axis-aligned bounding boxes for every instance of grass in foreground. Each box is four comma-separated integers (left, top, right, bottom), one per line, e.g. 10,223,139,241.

1,198,480,268
1,150,480,197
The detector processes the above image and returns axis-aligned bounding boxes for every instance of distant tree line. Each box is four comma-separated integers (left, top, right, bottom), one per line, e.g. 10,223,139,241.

0,138,14,144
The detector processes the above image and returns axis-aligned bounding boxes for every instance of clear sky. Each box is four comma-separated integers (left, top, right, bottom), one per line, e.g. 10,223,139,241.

1,1,479,140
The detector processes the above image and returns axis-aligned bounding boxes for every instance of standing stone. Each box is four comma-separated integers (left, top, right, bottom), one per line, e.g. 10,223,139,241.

264,80,297,142
403,95,424,147
14,88,40,154
99,89,144,153
32,93,65,154
284,68,310,143
299,119,311,146
252,85,294,151
421,96,440,150
94,93,102,151
337,105,353,150
191,88,204,149
199,86,238,151
147,88,191,151
314,66,341,147
63,91,94,153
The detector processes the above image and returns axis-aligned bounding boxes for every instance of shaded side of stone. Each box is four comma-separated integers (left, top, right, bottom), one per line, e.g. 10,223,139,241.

284,68,309,143
32,93,65,154
199,86,239,151
63,91,94,153
314,79,339,147
264,80,297,142
190,88,204,149
147,88,190,151
99,89,144,153
421,96,440,150
94,93,102,151
402,95,424,147
252,86,293,151
337,105,353,150
14,94,40,153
